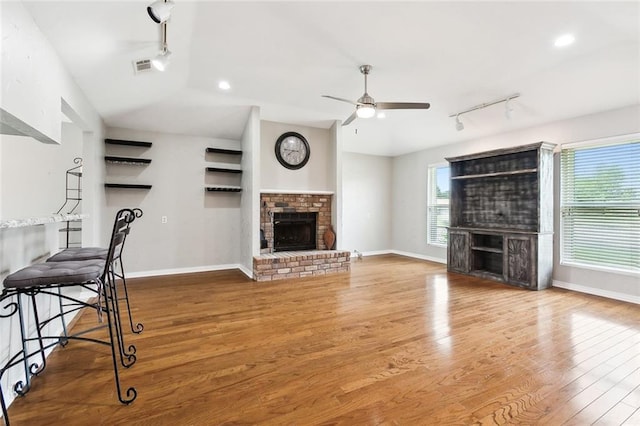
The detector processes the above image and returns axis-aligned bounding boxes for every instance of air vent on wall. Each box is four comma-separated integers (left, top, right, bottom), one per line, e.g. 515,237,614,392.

133,59,153,74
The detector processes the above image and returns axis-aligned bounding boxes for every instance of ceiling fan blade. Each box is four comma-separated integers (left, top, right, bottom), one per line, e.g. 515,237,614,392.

322,95,361,106
377,102,431,110
342,111,358,126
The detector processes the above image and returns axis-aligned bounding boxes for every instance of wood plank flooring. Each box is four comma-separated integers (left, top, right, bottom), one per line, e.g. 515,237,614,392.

5,255,640,425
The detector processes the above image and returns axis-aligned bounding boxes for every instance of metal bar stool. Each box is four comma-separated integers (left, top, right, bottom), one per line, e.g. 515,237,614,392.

0,208,142,426
46,209,144,336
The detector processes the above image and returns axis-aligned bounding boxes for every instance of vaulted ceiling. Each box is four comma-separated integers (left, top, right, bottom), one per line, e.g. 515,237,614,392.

23,1,640,156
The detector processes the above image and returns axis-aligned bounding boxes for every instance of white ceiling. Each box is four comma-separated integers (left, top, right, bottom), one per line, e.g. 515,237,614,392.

23,1,640,156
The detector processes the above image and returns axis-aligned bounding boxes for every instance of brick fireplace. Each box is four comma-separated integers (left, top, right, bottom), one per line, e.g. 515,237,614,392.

254,192,350,281
260,193,333,253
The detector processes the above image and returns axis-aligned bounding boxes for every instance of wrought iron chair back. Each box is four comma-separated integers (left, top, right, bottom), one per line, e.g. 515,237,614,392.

0,208,143,426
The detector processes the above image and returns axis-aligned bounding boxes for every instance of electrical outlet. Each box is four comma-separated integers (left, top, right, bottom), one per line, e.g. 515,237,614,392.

161,216,167,224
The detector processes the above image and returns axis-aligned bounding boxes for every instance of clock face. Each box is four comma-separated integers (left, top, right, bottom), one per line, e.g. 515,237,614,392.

275,132,310,170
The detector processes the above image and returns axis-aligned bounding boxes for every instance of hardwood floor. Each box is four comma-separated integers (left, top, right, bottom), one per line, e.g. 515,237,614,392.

5,255,640,425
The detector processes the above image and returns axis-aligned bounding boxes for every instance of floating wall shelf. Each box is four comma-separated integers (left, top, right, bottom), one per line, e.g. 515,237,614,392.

206,167,242,174
105,156,152,165
206,147,242,156
104,184,152,190
205,186,242,193
105,139,152,148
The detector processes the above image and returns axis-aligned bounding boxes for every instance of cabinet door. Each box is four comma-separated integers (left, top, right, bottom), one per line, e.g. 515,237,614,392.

505,235,535,287
448,230,469,273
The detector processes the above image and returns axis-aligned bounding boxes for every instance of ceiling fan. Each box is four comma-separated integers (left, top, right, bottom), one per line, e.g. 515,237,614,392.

323,65,431,126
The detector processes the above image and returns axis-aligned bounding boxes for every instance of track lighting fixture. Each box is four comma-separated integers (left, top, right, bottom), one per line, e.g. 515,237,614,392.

147,0,174,24
152,49,171,71
449,93,520,131
148,0,173,71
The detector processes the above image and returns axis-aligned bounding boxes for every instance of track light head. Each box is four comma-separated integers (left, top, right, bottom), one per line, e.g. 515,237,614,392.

147,0,174,24
455,115,464,131
151,49,172,71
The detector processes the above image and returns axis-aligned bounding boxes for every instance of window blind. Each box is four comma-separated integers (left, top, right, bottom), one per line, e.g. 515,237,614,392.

561,140,640,272
427,166,450,246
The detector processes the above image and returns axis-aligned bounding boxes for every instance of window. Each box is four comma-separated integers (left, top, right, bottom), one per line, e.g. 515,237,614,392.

427,165,450,246
561,136,640,273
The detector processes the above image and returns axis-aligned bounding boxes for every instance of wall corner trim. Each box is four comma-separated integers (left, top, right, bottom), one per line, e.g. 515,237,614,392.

552,280,640,305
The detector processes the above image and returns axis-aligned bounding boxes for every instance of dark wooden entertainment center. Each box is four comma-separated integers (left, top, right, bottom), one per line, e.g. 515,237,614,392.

446,142,555,290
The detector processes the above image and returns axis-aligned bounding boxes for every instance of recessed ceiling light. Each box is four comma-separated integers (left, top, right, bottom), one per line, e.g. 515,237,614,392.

218,80,231,91
554,34,575,48
377,112,386,119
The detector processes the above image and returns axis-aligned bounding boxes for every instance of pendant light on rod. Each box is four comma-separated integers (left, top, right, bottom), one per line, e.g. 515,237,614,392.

449,93,520,131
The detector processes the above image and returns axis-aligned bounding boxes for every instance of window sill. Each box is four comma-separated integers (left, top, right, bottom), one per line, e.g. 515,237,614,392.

559,260,640,277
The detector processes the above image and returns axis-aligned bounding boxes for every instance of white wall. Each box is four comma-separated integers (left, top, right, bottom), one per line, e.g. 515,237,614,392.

104,127,244,275
391,104,640,301
260,121,333,192
342,152,392,254
0,2,105,416
1,123,82,220
240,106,261,276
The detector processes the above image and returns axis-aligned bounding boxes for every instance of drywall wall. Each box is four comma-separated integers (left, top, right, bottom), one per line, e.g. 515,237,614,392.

260,121,333,192
342,152,392,254
240,106,261,276
1,123,82,220
392,104,640,301
103,127,243,275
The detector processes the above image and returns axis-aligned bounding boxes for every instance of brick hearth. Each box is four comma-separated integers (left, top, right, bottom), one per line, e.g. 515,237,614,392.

253,250,351,282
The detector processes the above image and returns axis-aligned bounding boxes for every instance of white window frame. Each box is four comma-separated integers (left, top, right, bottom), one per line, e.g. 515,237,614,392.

559,133,640,275
427,163,450,247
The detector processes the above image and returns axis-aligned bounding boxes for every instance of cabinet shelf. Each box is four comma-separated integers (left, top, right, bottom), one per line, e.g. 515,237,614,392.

206,167,242,174
205,186,242,192
105,156,152,165
105,139,152,148
471,246,503,254
206,147,242,156
105,184,152,190
451,168,537,180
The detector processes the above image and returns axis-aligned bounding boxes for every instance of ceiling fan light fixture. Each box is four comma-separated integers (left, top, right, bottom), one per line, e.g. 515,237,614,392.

147,0,174,24
356,104,376,119
455,115,464,131
151,49,171,71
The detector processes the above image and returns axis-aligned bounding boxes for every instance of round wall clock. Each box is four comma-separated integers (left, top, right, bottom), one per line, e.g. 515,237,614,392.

274,132,310,170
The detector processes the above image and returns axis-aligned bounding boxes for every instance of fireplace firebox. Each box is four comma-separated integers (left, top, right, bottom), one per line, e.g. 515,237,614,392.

273,212,317,252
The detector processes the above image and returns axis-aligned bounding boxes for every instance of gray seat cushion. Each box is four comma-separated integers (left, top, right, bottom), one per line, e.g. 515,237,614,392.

47,247,108,262
3,259,105,289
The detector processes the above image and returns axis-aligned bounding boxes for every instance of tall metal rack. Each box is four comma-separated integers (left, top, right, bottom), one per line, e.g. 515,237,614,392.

55,157,83,248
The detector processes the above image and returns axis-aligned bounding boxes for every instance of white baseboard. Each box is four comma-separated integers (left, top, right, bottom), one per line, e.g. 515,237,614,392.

390,250,447,264
357,250,392,257
553,280,640,305
237,264,253,280
127,264,245,279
